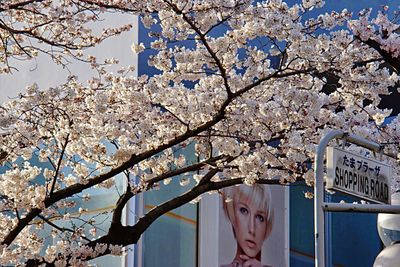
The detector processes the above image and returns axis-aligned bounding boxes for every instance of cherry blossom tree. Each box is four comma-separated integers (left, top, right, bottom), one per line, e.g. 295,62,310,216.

0,0,400,265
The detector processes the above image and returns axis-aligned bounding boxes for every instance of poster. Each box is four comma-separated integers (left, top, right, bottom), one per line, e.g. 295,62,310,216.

199,184,289,267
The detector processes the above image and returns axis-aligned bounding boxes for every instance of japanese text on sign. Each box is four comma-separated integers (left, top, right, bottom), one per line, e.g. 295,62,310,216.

326,147,392,204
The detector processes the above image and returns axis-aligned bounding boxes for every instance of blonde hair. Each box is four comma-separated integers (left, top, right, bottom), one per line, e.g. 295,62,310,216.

222,184,274,239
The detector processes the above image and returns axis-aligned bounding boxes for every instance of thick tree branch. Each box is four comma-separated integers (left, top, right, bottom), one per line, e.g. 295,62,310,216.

356,36,400,73
1,208,41,245
110,184,133,230
0,0,44,12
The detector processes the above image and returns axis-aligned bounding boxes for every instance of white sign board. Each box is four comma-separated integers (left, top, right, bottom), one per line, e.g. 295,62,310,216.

326,146,392,204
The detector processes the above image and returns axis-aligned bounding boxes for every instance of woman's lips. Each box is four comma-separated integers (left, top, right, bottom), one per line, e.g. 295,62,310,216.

246,240,256,248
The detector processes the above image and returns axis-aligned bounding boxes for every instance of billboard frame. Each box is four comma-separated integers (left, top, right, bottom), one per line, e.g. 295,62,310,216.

199,184,290,267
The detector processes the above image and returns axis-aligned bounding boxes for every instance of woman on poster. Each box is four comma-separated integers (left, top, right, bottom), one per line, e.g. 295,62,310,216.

220,184,274,267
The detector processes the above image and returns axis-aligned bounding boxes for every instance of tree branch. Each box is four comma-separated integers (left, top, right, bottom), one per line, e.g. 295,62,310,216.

356,36,400,73
49,134,69,196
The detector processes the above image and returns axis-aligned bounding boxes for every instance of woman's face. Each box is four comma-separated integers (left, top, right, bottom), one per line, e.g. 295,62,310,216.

233,195,268,258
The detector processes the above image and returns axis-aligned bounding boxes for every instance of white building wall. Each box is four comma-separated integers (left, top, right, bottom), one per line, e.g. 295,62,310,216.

0,13,138,103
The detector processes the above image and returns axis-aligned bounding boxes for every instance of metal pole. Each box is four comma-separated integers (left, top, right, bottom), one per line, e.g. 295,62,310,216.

314,130,345,267
323,203,400,213
344,133,382,154
315,130,393,267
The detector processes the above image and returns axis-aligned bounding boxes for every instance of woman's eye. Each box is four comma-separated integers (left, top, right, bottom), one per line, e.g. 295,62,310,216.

256,214,265,222
239,207,248,215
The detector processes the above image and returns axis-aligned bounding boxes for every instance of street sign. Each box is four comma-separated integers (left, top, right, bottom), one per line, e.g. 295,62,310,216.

326,146,392,204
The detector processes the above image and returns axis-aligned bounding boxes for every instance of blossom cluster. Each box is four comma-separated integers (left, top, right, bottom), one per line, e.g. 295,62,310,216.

349,8,400,57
